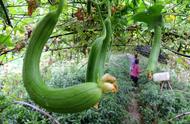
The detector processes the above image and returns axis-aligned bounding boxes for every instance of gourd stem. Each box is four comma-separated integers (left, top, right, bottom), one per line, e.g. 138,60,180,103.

107,0,111,18
95,0,104,25
57,0,64,14
56,0,64,15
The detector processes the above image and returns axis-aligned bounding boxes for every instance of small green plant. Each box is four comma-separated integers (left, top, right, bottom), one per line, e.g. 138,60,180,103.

138,81,190,123
1,104,49,124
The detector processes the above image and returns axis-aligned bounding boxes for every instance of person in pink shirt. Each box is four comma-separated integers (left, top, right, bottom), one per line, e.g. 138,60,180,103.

130,59,140,87
129,54,138,72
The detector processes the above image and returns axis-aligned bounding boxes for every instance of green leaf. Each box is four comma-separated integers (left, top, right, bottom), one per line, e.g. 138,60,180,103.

149,5,163,13
0,5,6,20
133,4,164,27
136,2,146,12
186,3,190,8
0,34,13,46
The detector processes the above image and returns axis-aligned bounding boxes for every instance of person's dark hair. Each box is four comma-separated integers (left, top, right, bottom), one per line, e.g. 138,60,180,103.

135,54,138,58
135,59,139,64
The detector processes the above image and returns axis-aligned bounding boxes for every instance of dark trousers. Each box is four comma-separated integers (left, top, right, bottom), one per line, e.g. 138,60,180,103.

130,75,138,87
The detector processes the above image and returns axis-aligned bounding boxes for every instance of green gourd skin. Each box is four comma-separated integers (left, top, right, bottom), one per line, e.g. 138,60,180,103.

98,18,112,77
23,0,102,113
86,24,106,82
86,18,112,82
147,25,162,76
36,83,102,113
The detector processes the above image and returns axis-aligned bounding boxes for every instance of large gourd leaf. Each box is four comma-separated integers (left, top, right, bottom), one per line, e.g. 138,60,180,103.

133,4,164,28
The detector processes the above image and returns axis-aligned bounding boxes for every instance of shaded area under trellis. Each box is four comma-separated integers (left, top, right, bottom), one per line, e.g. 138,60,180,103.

135,45,168,64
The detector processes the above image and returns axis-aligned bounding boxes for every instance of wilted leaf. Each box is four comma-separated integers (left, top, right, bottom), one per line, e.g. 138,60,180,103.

27,0,40,16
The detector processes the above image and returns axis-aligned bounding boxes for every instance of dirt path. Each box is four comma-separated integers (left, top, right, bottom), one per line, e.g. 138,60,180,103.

122,92,142,124
128,96,141,122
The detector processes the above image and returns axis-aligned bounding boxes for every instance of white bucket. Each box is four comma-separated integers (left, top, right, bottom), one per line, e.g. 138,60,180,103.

153,72,170,82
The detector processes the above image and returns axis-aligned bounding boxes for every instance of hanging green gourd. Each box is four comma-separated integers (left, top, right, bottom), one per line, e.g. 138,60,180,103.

86,19,106,82
23,0,117,113
147,25,162,80
97,0,112,80
86,0,112,83
133,4,164,80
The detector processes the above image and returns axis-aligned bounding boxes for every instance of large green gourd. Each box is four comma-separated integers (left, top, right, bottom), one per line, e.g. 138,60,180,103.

86,0,112,82
23,0,103,113
147,25,162,79
86,18,112,82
